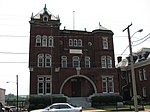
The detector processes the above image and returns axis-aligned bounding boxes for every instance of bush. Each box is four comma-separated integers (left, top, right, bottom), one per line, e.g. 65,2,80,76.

91,94,123,108
29,95,67,110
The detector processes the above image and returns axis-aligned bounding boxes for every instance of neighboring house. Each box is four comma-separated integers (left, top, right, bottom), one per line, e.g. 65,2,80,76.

116,48,150,101
0,88,5,105
29,5,118,97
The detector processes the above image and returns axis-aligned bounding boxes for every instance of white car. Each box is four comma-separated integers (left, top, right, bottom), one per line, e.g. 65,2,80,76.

30,103,82,112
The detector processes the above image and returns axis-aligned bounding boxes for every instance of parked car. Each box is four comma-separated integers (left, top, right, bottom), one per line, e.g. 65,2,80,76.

2,106,17,112
30,103,82,112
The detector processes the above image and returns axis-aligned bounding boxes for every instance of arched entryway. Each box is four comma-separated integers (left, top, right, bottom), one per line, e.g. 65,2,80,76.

60,75,97,97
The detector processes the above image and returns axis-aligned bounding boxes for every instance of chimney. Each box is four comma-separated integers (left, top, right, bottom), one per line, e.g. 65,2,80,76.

117,56,122,63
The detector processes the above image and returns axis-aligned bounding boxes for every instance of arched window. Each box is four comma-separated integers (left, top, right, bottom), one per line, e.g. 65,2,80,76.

103,37,108,49
74,39,77,46
45,54,51,67
78,39,82,47
38,54,44,67
107,56,112,68
42,35,47,47
69,39,73,46
61,56,67,68
101,56,107,68
36,35,41,46
48,36,54,47
43,15,49,22
73,56,80,67
85,56,90,68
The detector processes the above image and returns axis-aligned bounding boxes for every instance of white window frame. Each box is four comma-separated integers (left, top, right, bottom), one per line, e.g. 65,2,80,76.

85,56,90,68
74,39,78,46
36,35,41,47
107,56,112,68
43,15,49,22
139,69,143,81
73,56,80,68
101,56,107,68
61,56,67,68
42,35,47,47
45,77,51,95
38,54,44,67
38,77,44,95
102,76,114,93
78,39,82,47
48,36,54,47
45,54,51,68
102,77,108,93
69,39,73,46
37,76,52,95
108,77,114,93
143,68,147,80
102,37,108,49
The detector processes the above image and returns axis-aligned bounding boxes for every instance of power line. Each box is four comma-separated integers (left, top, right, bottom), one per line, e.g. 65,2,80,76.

0,52,28,54
133,35,150,47
0,35,29,38
0,62,28,64
132,33,150,43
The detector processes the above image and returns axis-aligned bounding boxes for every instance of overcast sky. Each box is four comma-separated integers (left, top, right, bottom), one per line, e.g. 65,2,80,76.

0,0,150,95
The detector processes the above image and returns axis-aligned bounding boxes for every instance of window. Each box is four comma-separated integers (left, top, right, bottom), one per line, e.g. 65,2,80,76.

69,39,82,47
101,56,107,68
85,56,90,68
78,39,82,46
143,68,147,80
142,87,146,97
103,37,108,49
73,56,80,67
36,35,41,46
69,39,73,46
45,54,51,67
37,54,51,68
38,54,44,67
102,76,114,93
43,15,48,22
74,39,77,46
38,76,52,95
107,56,112,68
108,77,114,93
48,36,53,47
42,35,47,47
61,56,67,68
101,56,112,68
45,77,51,95
102,77,107,93
139,69,142,81
38,77,44,95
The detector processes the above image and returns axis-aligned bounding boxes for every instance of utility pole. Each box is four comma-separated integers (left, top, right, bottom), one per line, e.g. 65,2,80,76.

123,23,138,112
16,75,18,112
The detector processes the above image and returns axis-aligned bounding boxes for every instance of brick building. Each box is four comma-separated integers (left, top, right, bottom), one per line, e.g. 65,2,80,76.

116,48,150,101
29,5,118,97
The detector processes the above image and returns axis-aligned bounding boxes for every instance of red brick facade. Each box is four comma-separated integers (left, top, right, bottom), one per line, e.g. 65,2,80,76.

117,48,150,101
29,5,118,97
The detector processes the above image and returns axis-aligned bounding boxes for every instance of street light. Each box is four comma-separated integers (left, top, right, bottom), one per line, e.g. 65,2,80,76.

123,23,143,112
7,75,18,112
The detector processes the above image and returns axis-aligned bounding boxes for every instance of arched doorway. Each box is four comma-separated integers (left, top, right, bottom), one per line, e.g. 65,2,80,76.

60,75,97,97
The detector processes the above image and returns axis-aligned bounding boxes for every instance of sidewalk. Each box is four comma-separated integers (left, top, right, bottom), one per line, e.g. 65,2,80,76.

83,109,150,112
114,109,150,112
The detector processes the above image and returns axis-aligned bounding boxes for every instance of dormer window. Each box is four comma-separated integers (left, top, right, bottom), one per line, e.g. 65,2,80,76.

43,15,49,22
